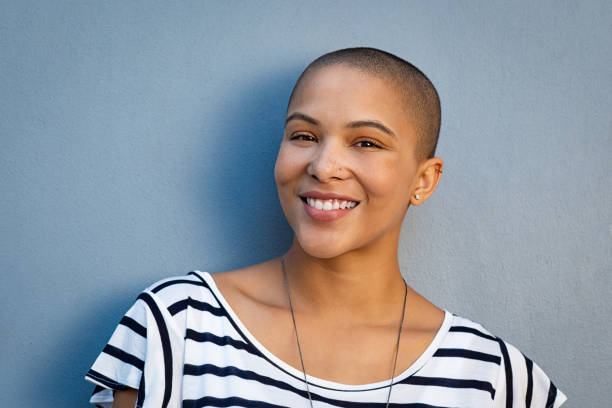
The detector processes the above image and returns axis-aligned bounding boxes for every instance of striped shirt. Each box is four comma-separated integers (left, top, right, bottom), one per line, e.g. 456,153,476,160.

85,271,567,408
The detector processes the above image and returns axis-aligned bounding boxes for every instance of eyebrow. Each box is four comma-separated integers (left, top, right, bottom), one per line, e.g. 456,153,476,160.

286,112,396,139
347,120,396,139
285,112,319,126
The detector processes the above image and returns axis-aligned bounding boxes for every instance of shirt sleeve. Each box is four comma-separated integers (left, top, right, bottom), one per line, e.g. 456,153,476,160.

492,339,567,408
84,291,184,408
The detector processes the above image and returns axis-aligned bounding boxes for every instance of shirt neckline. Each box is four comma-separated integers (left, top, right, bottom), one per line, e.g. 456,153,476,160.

197,270,453,392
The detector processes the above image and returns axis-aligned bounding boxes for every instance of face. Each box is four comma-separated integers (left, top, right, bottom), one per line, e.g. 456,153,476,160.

274,65,426,259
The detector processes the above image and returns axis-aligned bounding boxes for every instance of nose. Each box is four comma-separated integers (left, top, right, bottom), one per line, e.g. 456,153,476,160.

307,139,347,182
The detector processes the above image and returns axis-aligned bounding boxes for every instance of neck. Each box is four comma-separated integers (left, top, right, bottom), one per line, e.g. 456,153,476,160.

282,236,407,325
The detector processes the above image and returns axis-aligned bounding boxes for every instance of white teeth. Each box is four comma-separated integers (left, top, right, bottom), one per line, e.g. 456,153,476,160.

305,197,358,211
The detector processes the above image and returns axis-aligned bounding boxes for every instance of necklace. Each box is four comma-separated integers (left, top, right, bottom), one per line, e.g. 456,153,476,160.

281,256,408,408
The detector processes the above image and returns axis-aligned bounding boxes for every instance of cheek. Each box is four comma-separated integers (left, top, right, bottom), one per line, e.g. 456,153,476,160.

274,144,301,189
274,145,290,187
361,159,404,198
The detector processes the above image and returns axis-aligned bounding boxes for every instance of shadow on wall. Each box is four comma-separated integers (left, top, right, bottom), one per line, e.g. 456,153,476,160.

54,291,139,406
37,65,301,406
189,65,298,271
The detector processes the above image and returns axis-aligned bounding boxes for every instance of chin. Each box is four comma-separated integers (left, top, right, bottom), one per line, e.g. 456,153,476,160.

294,233,351,259
299,244,341,259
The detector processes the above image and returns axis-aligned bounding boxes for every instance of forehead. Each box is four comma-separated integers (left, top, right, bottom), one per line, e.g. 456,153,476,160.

288,65,416,138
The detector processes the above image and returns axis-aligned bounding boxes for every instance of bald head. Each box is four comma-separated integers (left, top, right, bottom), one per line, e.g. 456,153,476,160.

288,47,441,161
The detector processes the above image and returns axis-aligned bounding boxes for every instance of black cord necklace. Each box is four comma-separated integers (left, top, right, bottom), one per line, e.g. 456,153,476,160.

281,256,408,407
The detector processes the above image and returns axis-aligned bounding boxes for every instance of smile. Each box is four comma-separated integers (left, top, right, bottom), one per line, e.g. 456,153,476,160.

299,193,360,222
304,197,358,211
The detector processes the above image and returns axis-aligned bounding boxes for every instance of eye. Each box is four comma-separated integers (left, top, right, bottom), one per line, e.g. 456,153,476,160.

290,133,317,143
354,139,382,149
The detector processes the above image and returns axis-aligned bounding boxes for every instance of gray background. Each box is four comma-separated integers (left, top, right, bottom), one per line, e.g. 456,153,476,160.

1,1,610,406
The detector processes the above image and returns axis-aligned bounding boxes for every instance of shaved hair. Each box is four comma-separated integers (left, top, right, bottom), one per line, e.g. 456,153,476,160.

288,47,441,161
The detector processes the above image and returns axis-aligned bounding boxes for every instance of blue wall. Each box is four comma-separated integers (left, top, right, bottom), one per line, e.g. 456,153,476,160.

1,1,610,406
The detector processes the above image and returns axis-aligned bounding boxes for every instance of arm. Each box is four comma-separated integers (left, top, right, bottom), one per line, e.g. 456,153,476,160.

112,389,138,408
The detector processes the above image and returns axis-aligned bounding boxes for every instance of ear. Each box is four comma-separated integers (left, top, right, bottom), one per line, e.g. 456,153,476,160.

410,157,443,206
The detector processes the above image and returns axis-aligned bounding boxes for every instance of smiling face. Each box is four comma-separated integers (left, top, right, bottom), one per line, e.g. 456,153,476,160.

275,64,440,259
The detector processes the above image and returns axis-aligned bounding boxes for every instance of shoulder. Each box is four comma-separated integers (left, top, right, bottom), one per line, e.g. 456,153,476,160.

126,270,224,337
211,258,286,310
141,270,216,307
134,258,284,327
440,313,504,366
445,313,567,407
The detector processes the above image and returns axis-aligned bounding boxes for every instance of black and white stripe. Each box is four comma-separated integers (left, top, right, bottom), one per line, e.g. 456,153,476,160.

85,271,566,408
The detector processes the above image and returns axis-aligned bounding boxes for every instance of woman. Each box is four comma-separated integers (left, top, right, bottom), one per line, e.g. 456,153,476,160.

86,48,566,407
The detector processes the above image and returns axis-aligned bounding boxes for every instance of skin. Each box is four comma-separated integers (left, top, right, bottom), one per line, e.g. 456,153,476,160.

113,64,444,406
112,388,137,408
